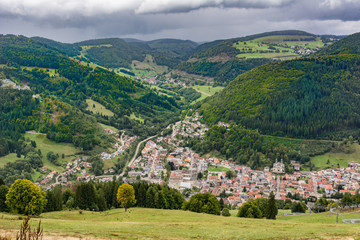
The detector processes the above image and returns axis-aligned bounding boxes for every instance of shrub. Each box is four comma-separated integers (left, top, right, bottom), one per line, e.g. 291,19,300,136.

222,208,231,217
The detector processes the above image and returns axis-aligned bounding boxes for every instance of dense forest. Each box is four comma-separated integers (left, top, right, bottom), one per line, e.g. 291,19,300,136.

0,89,40,157
199,33,360,140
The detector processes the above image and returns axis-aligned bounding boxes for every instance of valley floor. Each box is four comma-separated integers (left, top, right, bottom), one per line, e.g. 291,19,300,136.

0,208,360,239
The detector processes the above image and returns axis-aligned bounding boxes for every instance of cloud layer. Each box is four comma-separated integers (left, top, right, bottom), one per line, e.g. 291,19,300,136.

0,0,359,42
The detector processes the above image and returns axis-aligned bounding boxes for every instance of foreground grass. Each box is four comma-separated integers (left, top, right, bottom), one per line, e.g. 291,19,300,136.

0,208,359,239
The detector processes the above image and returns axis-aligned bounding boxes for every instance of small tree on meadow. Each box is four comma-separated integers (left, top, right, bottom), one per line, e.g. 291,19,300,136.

222,208,231,217
117,183,136,212
6,179,47,215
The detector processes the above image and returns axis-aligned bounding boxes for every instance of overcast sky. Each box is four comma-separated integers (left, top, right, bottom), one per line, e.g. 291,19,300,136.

0,0,360,43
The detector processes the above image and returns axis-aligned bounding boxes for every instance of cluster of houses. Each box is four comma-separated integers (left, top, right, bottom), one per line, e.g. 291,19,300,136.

128,140,167,182
101,134,137,160
35,111,360,210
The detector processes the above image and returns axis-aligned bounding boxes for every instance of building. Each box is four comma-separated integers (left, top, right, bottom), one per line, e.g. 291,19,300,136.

272,159,285,174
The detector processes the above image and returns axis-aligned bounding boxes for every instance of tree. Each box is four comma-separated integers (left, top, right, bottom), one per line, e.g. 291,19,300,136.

222,208,231,217
145,186,156,208
75,182,97,210
44,185,63,212
237,200,262,218
183,192,220,215
6,179,47,215
291,201,307,213
154,190,167,209
265,191,278,219
225,170,236,179
0,185,9,212
0,177,4,186
219,198,224,210
116,183,136,212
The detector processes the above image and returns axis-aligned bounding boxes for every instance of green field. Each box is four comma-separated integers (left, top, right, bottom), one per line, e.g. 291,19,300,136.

192,85,224,95
190,85,224,104
21,67,56,77
0,153,21,168
0,208,359,239
85,99,114,117
208,166,230,172
311,143,360,169
128,113,144,123
131,55,169,78
233,35,325,60
98,123,119,133
0,133,79,173
25,133,79,172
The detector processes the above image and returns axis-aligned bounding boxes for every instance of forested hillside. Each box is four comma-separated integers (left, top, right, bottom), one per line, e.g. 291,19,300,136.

0,34,180,140
198,32,360,140
176,30,331,85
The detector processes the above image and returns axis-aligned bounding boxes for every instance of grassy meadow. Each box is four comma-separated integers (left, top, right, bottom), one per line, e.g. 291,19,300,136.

208,166,230,172
131,55,169,78
85,99,114,117
233,35,325,60
0,208,360,239
311,143,360,169
0,132,79,173
192,85,224,96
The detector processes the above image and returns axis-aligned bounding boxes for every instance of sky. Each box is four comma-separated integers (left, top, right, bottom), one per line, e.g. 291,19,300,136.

0,0,360,43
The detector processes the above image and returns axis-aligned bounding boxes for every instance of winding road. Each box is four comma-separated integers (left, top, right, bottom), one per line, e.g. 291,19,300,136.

120,135,157,176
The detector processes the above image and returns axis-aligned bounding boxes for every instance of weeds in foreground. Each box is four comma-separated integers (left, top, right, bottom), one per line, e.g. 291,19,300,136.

1,216,43,240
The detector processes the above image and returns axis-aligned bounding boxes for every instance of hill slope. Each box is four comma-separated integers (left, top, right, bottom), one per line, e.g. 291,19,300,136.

199,32,360,139
176,30,333,85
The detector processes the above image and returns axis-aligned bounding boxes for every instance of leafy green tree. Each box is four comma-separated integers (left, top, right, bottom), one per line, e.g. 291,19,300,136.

183,192,220,215
0,177,4,186
25,152,43,168
222,207,231,217
225,170,236,179
0,185,9,212
6,179,47,215
291,201,307,213
117,183,136,212
265,191,278,219
237,200,262,218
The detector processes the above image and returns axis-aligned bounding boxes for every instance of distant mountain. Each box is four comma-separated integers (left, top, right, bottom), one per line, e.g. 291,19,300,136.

176,30,329,85
198,32,360,139
316,32,360,55
29,31,343,87
31,36,81,56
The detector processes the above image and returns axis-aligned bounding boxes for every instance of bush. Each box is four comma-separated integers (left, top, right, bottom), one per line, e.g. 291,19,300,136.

222,208,231,217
